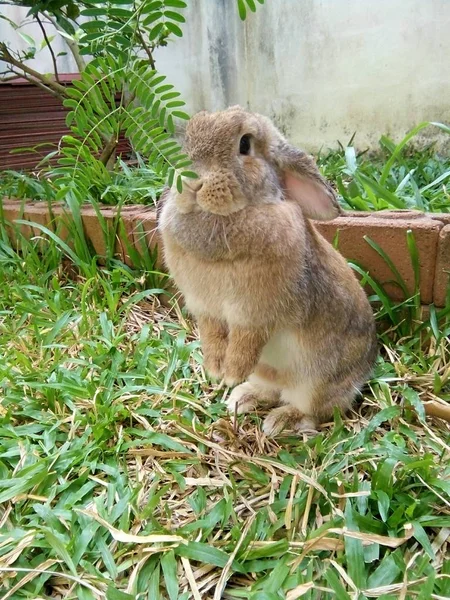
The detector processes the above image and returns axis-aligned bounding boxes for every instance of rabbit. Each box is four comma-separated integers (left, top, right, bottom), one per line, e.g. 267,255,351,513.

158,106,377,435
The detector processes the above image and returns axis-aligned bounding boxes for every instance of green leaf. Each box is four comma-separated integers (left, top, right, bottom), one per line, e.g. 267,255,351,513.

166,168,175,188
148,563,161,600
406,230,420,295
355,172,406,209
176,542,244,573
165,0,187,6
164,10,186,22
237,0,247,20
402,386,426,423
245,540,288,560
106,587,134,600
81,8,107,16
379,122,430,186
375,490,390,522
161,550,179,600
143,10,163,26
18,31,35,47
172,110,190,120
325,567,352,600
165,21,183,37
40,528,77,576
367,553,401,588
149,22,165,40
344,501,366,589
363,235,410,298
373,458,397,493
412,522,435,559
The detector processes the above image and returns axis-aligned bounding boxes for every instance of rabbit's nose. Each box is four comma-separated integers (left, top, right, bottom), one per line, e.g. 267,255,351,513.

189,179,203,193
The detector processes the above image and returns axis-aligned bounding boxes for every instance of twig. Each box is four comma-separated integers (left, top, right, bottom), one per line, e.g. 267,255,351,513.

35,13,60,82
136,27,156,69
6,66,62,98
0,43,67,98
44,12,86,72
0,72,21,81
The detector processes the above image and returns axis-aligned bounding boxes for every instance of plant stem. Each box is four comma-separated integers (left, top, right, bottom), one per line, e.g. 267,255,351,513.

137,27,156,70
99,133,119,166
35,13,60,82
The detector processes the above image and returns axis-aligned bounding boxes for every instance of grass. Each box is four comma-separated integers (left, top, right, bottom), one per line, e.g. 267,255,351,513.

318,124,450,213
0,215,450,599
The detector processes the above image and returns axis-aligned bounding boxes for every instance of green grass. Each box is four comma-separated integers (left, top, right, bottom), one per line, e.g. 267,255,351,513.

318,123,450,213
0,216,450,599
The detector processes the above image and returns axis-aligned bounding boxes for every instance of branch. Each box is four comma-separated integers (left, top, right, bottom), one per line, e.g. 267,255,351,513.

99,88,136,166
99,133,118,166
65,36,86,72
0,43,67,99
35,13,60,82
136,27,155,70
6,66,62,98
44,13,86,72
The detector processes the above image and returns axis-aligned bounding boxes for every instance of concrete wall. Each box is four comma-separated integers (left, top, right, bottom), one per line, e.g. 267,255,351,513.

2,1,450,151
155,0,450,150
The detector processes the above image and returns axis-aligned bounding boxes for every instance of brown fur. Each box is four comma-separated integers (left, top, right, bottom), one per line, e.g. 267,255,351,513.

159,106,377,435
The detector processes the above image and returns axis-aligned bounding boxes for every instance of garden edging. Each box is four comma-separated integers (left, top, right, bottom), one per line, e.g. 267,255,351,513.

1,199,449,308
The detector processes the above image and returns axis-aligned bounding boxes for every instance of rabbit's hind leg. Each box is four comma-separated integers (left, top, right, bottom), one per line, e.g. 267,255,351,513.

262,380,357,436
262,382,316,436
226,374,280,415
262,405,317,436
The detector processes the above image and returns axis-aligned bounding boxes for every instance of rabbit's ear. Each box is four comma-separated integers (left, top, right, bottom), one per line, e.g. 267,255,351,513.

274,143,341,221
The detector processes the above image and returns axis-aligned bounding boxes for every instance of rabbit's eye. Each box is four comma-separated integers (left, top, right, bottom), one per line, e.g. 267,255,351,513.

239,134,251,156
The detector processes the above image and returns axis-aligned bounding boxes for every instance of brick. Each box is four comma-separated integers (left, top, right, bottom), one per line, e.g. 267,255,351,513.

24,202,70,244
80,204,141,265
430,213,450,226
313,213,442,304
1,200,67,245
1,200,28,243
2,199,448,307
433,224,450,307
130,208,163,268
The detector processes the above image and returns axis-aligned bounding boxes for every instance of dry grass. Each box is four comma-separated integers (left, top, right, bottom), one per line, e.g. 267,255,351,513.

0,238,449,599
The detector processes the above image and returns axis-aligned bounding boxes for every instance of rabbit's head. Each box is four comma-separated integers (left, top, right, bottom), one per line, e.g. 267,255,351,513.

174,106,341,220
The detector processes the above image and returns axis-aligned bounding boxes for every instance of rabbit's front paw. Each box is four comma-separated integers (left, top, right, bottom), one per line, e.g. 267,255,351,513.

203,356,224,380
223,361,252,388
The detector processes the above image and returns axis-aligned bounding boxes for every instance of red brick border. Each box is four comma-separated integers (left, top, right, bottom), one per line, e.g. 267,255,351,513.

1,199,449,307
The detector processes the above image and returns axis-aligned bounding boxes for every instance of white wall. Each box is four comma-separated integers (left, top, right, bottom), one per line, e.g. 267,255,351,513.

2,1,450,151
155,0,450,150
0,7,80,74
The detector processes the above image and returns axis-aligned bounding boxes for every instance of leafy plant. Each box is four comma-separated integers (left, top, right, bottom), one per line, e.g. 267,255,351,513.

0,0,268,212
318,123,450,212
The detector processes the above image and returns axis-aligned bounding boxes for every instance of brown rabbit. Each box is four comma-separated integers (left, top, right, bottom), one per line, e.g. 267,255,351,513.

159,106,377,435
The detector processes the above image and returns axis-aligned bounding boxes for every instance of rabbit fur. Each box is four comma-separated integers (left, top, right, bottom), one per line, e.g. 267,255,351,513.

159,106,377,435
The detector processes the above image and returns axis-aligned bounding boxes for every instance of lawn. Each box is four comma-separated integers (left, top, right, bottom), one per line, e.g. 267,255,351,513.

0,185,450,600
